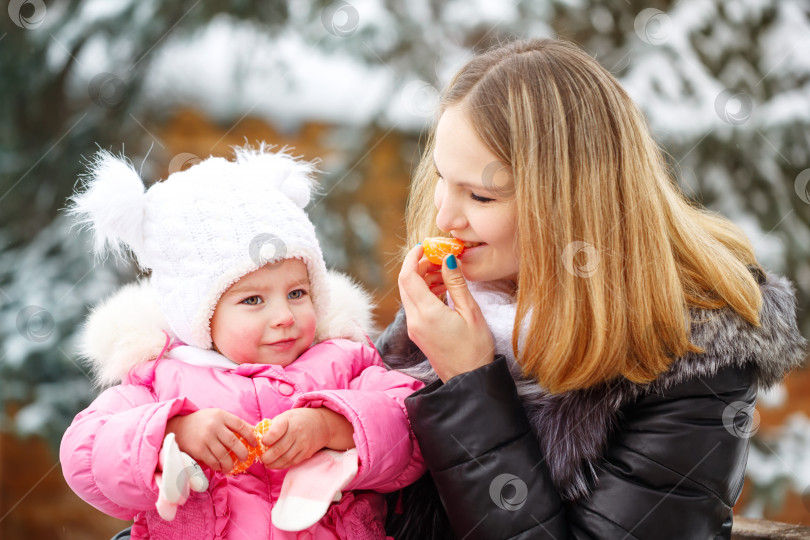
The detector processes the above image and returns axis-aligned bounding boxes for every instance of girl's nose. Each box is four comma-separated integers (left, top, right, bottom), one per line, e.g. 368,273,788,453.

269,305,295,328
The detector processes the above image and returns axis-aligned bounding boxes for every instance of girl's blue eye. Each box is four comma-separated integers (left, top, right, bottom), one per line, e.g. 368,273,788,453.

288,289,307,300
471,193,494,203
241,296,262,305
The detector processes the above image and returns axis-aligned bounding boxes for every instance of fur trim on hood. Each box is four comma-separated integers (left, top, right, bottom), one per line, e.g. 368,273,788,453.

379,272,807,501
80,270,376,387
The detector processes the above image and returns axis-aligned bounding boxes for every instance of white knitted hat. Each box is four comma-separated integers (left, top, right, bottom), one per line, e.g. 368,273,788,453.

69,145,329,350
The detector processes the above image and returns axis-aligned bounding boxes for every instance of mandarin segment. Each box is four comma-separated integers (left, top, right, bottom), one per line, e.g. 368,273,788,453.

228,419,272,475
422,237,465,265
253,419,272,454
228,437,256,475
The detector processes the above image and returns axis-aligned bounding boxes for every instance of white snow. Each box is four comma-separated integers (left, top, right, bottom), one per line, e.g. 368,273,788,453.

441,0,518,29
745,413,810,497
758,383,788,409
140,18,403,129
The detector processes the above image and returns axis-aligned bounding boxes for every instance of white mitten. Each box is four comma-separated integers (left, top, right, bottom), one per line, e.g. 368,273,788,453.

271,448,359,531
155,432,209,521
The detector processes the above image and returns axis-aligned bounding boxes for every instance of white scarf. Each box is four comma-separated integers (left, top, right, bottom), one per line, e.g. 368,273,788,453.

169,345,238,370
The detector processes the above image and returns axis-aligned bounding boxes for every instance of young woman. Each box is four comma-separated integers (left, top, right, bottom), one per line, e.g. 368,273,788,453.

379,38,806,539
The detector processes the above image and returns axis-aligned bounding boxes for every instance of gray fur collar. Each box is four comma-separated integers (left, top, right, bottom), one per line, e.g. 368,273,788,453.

378,272,807,501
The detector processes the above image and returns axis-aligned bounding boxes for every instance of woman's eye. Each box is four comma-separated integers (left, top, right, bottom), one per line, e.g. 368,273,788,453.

288,289,307,300
471,193,495,203
241,296,262,305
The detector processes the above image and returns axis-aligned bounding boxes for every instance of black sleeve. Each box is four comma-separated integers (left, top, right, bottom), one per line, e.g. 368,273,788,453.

406,357,756,540
376,307,425,372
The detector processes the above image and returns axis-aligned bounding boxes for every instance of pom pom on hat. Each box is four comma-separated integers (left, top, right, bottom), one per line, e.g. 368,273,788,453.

68,151,148,263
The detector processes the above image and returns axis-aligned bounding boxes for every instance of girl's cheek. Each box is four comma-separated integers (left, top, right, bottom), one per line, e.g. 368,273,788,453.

229,321,260,343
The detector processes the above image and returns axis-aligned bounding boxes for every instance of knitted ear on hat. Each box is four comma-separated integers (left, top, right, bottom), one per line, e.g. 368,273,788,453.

233,144,317,209
68,150,148,265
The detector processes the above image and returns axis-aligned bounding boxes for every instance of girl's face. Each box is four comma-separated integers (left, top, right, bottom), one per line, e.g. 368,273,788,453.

210,259,316,367
433,105,519,283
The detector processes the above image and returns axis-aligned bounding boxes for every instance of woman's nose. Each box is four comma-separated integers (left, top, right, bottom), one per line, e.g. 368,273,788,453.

435,193,467,233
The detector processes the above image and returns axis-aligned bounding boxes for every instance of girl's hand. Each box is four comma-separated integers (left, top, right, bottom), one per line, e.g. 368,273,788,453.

259,408,355,470
398,244,495,382
165,408,257,473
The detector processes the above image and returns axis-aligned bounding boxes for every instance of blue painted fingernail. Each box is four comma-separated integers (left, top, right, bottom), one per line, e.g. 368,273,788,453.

416,242,421,246
446,254,457,269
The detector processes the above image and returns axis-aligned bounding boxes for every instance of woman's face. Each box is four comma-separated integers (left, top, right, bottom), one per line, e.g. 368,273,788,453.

433,104,519,283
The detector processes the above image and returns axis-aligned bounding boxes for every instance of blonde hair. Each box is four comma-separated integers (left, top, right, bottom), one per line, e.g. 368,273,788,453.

406,39,763,393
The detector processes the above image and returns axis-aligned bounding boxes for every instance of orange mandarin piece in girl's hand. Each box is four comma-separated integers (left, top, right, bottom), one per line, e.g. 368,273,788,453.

229,419,272,475
421,237,465,265
253,418,273,444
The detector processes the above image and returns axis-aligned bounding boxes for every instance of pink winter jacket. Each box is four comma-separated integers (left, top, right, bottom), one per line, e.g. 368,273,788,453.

60,275,425,540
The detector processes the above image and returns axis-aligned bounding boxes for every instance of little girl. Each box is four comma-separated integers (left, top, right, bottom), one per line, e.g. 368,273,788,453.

60,146,425,539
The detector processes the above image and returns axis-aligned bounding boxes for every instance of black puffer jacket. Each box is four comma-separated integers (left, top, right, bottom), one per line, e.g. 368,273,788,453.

379,272,806,540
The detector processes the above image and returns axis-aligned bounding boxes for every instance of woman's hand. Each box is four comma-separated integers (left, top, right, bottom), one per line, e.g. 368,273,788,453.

258,408,355,470
398,244,495,382
421,257,448,297
165,408,257,473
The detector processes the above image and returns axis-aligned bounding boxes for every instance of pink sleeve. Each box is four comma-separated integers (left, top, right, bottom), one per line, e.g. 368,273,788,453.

293,344,425,493
59,384,198,519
